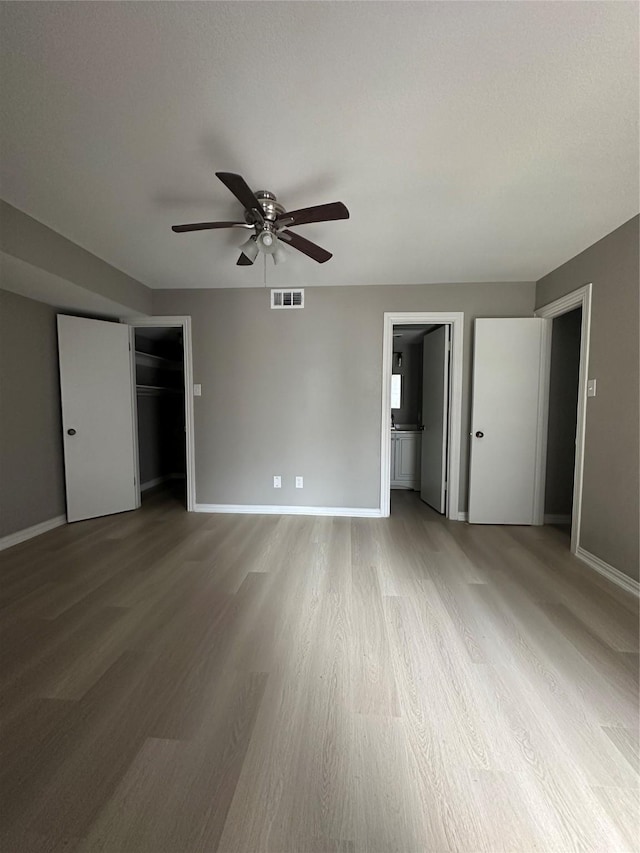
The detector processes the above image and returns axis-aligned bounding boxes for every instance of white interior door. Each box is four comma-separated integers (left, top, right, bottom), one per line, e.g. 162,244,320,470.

420,325,450,513
468,318,545,524
57,315,137,522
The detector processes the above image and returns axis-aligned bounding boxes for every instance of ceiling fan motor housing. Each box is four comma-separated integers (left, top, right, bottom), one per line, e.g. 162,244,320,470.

245,191,285,224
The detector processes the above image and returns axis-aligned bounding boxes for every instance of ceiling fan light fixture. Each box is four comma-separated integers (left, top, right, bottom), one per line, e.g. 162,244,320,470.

273,244,287,265
257,229,278,254
239,235,259,262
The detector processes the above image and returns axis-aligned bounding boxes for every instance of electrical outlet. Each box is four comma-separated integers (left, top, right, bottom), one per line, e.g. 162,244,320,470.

273,475,282,489
193,383,202,397
587,378,597,398
295,476,303,489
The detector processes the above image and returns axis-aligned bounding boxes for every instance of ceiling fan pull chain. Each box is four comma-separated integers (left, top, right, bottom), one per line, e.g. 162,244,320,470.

263,252,267,288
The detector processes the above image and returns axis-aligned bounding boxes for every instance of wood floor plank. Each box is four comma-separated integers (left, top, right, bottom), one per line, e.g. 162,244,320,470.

78,672,267,852
465,585,638,786
464,768,565,852
591,785,640,852
542,601,640,728
350,560,399,717
602,725,640,773
476,661,630,850
351,714,432,852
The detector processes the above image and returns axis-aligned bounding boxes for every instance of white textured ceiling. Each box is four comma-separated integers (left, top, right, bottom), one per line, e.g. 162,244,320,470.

1,1,638,290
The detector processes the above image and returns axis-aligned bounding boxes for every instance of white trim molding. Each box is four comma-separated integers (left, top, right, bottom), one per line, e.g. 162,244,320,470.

194,504,382,518
457,512,469,522
532,318,551,525
535,283,592,556
0,515,66,552
575,547,640,598
125,315,196,512
381,311,464,520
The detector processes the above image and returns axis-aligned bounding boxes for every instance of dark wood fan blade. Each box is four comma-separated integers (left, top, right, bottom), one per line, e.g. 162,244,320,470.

215,172,264,222
237,253,254,266
171,222,250,233
277,201,349,228
280,229,332,263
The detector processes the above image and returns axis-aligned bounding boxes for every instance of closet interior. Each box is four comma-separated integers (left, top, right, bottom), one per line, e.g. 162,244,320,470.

134,327,186,506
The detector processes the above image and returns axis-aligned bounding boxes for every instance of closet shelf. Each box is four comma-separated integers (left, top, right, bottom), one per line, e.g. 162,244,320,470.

135,350,183,371
136,384,183,396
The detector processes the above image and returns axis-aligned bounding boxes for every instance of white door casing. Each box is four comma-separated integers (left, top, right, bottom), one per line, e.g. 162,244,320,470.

381,312,464,520
468,318,546,525
125,315,196,512
57,314,137,522
420,325,450,513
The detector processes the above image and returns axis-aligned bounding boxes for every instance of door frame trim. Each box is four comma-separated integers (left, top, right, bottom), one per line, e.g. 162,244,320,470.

380,312,464,519
535,283,592,554
124,315,196,512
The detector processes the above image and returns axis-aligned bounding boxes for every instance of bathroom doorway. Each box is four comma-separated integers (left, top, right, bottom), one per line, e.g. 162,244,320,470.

380,312,464,519
390,323,450,514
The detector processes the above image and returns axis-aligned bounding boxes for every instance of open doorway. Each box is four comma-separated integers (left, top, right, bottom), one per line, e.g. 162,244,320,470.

543,307,582,538
536,283,592,555
381,312,464,520
127,315,196,512
390,324,431,497
134,326,187,507
391,324,450,515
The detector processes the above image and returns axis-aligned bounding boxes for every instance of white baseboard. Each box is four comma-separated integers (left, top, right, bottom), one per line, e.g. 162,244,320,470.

194,503,382,518
575,546,640,598
544,514,571,525
457,512,468,522
141,476,169,492
0,514,67,552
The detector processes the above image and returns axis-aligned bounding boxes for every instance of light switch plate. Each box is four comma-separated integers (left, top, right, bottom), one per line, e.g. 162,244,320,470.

587,378,597,398
273,476,282,489
295,476,303,489
193,383,202,397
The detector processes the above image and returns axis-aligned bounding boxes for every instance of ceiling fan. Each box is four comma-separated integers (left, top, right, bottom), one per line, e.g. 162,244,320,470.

171,172,349,266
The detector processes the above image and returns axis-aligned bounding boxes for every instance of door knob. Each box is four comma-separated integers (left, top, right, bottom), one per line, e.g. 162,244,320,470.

475,431,484,438
67,428,76,436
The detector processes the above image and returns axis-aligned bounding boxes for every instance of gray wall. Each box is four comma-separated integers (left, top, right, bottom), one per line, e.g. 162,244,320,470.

154,282,535,510
545,308,581,517
536,215,639,580
0,289,66,535
0,200,152,315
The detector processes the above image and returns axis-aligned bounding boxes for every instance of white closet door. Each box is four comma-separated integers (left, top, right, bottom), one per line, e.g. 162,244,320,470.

468,318,545,524
57,315,137,522
420,325,450,513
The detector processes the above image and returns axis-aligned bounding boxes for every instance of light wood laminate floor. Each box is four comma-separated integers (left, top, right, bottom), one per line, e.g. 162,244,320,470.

1,490,638,852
